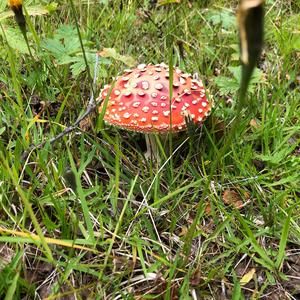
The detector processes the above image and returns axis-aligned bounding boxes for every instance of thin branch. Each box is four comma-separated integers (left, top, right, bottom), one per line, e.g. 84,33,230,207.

21,53,100,160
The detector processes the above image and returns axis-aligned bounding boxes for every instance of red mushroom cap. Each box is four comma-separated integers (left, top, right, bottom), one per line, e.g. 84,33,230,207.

98,63,212,133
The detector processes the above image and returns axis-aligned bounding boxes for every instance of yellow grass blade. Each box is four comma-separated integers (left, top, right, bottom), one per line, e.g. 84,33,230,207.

0,227,98,253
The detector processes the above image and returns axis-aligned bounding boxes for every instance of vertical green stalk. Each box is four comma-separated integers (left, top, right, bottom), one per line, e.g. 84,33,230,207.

167,33,174,181
68,0,94,97
182,0,264,260
0,25,24,112
113,135,121,214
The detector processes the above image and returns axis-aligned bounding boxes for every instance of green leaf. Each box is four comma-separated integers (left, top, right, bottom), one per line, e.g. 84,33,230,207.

56,55,78,65
54,24,77,41
42,37,66,58
40,24,106,77
62,39,82,55
282,12,300,30
26,5,53,16
41,25,86,60
67,149,95,243
69,53,95,77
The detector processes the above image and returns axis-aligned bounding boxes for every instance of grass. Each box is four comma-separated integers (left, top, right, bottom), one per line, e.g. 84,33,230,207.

0,0,300,299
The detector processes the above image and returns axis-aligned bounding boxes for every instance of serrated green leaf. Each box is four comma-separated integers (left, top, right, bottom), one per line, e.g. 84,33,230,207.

64,40,82,55
70,58,88,77
70,53,94,77
56,55,78,65
69,53,109,77
41,24,89,65
41,25,111,78
42,38,66,57
54,24,77,40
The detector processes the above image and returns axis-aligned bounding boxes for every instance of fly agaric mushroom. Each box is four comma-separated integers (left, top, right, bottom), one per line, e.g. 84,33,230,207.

98,63,212,157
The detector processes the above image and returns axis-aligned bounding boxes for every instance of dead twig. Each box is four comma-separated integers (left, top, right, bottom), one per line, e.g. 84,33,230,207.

21,53,100,161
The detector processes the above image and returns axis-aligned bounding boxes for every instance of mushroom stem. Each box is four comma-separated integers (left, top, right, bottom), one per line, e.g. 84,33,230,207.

145,134,160,162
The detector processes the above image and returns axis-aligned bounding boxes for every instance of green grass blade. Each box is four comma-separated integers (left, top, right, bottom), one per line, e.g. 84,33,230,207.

4,271,20,300
275,208,292,269
113,135,121,213
232,272,242,300
67,148,95,243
